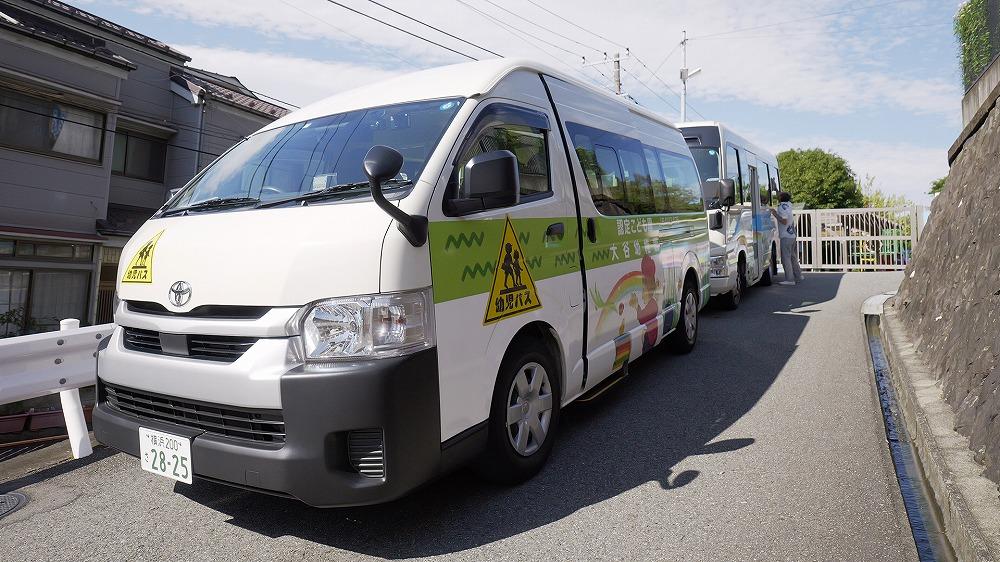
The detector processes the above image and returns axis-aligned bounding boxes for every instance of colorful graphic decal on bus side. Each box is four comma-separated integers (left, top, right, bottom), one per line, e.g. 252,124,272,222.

591,255,665,355
428,213,706,306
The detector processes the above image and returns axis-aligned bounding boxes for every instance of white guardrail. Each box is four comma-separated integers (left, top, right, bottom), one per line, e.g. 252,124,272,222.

0,319,114,459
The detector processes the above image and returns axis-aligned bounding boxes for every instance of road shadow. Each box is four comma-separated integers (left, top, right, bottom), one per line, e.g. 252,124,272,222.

174,274,847,558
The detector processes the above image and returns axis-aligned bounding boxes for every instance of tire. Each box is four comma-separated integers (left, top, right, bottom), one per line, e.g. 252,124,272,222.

719,259,746,310
758,256,773,286
478,341,561,484
668,278,699,354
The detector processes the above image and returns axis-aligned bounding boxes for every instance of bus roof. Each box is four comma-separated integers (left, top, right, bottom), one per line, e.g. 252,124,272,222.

677,121,778,165
262,58,681,134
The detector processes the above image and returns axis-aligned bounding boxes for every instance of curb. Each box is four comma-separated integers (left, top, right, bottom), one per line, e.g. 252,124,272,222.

867,296,1000,562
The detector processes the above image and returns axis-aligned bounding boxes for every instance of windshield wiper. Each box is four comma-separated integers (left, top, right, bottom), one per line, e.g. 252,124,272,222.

160,196,260,217
256,179,412,208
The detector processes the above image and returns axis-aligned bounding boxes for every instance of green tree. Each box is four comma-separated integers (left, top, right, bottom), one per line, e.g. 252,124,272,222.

929,176,947,195
955,0,993,88
776,148,865,209
860,175,913,208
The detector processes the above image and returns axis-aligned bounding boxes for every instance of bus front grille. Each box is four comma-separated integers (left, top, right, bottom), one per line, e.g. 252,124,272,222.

103,382,285,443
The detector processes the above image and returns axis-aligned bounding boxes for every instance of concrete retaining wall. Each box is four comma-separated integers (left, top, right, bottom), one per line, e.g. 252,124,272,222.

895,96,1000,485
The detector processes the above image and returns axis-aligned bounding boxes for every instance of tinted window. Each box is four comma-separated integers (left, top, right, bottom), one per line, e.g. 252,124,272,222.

725,144,742,204
620,146,655,214
690,146,721,184
741,154,755,205
769,163,780,194
457,123,549,198
658,151,704,212
759,163,772,206
643,148,670,212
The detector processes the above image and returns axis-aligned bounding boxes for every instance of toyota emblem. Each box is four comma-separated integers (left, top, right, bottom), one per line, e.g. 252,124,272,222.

168,281,192,307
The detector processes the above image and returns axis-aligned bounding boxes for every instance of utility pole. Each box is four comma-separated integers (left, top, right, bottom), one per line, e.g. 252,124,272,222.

612,52,621,95
679,30,702,122
583,51,625,96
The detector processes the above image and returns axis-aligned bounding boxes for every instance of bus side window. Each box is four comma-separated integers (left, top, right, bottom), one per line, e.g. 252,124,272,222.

644,147,670,213
456,123,550,199
725,144,742,204
657,150,704,212
770,164,780,199
760,163,772,206
619,147,655,214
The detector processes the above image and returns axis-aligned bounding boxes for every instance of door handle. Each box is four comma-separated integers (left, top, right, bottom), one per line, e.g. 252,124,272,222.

545,222,565,239
586,217,597,243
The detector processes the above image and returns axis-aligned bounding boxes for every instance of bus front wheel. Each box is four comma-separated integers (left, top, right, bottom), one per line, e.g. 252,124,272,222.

478,341,561,484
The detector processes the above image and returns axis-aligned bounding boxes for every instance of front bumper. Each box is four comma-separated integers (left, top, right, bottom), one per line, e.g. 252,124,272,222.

709,268,737,296
94,348,442,507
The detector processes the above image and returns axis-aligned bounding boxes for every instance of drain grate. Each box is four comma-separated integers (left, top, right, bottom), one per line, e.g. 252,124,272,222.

0,492,27,519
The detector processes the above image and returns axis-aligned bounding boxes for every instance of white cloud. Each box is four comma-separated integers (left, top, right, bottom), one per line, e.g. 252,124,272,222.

120,0,958,206
116,0,962,121
174,45,399,106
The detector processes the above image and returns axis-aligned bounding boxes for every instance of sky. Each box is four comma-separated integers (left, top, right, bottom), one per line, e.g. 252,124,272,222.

76,0,965,204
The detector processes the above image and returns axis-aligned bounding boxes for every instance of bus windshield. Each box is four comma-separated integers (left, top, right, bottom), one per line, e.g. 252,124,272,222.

163,98,464,212
689,146,721,184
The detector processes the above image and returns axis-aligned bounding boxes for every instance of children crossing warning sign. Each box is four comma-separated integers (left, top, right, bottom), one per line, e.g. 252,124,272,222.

483,217,542,324
121,230,164,284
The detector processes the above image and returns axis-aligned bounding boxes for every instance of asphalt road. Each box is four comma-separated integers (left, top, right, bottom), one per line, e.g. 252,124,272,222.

1,272,915,562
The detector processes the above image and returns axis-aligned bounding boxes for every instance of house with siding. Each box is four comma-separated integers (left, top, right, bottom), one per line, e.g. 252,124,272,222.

0,0,288,335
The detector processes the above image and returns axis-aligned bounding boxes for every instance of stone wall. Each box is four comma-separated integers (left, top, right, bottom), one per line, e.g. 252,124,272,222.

893,98,1000,484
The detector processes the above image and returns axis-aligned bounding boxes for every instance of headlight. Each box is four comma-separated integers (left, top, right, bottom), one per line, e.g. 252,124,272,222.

710,255,728,277
299,288,435,361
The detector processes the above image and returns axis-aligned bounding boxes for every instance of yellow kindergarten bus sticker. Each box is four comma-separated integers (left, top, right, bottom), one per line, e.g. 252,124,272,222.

121,230,164,284
483,217,541,324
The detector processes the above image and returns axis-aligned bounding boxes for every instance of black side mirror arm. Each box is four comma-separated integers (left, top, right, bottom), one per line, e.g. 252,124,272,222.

364,145,426,247
369,180,427,247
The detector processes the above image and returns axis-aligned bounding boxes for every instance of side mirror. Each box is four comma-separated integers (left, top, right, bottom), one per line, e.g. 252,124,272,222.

364,144,404,183
364,145,426,247
719,178,736,207
447,150,520,216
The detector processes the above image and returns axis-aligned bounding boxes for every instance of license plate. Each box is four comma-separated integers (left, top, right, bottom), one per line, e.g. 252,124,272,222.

138,427,192,484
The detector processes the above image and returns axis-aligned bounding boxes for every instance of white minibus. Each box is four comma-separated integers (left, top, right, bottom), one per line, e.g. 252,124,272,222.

679,122,780,308
94,60,710,506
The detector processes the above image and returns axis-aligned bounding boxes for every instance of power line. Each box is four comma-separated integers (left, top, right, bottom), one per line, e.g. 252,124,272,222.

688,0,912,40
620,66,680,114
364,0,502,57
452,0,580,59
278,0,416,67
478,0,604,55
645,42,682,83
321,0,478,60
11,4,301,110
522,0,626,49
450,0,613,93
0,102,224,158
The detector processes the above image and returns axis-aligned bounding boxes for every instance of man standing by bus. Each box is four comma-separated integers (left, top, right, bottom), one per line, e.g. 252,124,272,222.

771,192,803,285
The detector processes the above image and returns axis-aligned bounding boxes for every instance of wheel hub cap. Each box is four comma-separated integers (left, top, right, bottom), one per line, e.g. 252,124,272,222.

506,362,554,456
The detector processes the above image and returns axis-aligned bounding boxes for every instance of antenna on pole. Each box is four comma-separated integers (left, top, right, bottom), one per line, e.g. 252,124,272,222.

679,30,701,122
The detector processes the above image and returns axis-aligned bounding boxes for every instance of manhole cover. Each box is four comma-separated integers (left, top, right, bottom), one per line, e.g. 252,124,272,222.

0,492,27,519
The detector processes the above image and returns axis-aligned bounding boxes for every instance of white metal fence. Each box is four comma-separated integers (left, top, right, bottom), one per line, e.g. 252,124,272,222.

0,319,113,458
793,206,927,271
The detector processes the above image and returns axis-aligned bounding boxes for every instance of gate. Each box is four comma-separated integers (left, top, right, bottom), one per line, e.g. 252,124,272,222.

793,206,927,271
